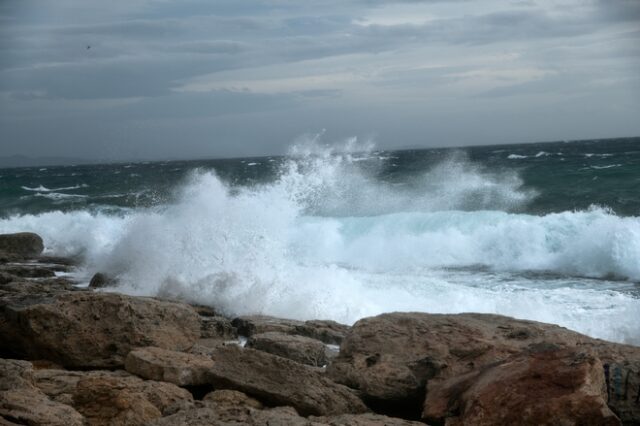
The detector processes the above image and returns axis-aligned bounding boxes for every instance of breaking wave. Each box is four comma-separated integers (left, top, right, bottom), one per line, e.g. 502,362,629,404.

1,144,638,344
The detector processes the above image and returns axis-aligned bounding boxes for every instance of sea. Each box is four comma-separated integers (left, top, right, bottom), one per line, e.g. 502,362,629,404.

1,137,639,345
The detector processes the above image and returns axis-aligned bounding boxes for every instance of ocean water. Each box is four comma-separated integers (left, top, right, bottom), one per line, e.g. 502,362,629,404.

1,137,639,344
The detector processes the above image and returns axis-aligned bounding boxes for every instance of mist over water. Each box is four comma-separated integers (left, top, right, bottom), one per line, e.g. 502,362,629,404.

1,138,639,344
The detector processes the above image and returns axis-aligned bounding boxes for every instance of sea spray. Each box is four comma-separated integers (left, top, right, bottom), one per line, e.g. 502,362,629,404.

0,139,639,344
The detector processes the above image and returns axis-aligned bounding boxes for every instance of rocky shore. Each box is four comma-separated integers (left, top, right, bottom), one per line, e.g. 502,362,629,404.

0,232,638,425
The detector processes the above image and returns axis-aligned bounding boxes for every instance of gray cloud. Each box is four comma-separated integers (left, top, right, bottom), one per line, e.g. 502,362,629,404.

0,0,639,161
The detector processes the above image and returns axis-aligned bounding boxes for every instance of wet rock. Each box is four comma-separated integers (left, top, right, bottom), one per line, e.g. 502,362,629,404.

207,345,368,416
125,347,214,386
200,315,237,339
247,332,329,367
89,272,117,289
0,359,84,426
0,233,44,258
423,347,620,425
232,315,304,336
0,264,56,278
0,292,201,368
294,320,350,345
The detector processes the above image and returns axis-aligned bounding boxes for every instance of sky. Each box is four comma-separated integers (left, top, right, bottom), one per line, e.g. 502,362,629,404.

1,0,639,161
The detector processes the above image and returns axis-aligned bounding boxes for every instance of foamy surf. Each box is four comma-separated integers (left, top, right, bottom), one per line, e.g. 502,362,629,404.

0,146,638,345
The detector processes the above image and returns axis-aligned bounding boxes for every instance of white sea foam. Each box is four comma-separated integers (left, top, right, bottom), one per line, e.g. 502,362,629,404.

22,184,88,192
507,154,527,159
1,146,639,344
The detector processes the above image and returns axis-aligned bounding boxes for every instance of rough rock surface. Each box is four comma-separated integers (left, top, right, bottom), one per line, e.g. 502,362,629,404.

311,413,427,425
72,374,193,426
0,292,201,368
0,233,44,258
232,315,349,345
247,331,329,367
207,345,368,416
327,312,640,424
200,315,237,339
423,346,620,425
0,359,84,426
125,346,214,386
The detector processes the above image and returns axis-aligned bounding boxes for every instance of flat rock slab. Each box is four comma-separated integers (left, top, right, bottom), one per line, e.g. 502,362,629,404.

125,346,214,386
0,359,84,426
232,315,349,344
247,332,329,367
207,345,368,416
0,292,201,368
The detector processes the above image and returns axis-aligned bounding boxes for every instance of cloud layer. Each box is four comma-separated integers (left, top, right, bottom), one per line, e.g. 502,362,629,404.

1,0,639,160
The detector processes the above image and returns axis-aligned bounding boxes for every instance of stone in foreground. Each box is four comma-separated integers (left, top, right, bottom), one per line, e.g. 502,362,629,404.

207,345,368,416
0,292,201,368
0,359,84,426
125,346,214,386
423,346,620,425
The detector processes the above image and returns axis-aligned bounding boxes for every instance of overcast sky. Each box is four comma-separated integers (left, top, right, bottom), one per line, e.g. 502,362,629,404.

1,0,639,161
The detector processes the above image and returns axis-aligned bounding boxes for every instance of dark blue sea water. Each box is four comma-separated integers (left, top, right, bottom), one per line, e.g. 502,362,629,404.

1,137,639,344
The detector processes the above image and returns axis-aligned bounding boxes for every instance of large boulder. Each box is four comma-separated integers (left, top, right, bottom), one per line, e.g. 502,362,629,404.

327,312,640,423
0,359,84,426
247,332,330,367
125,347,214,386
0,233,44,258
0,292,201,368
423,345,620,425
207,345,368,416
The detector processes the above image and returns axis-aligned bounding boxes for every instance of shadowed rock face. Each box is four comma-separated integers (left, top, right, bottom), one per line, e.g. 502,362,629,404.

0,233,44,258
0,292,201,368
327,312,639,424
207,345,368,417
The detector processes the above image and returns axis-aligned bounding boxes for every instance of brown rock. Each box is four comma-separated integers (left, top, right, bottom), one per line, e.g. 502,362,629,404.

232,315,349,345
207,345,368,416
0,359,84,426
0,233,44,258
247,331,329,367
311,413,427,425
147,403,314,426
125,346,214,386
0,292,201,368
71,372,193,425
327,312,640,423
0,265,56,278
423,346,620,425
202,389,263,410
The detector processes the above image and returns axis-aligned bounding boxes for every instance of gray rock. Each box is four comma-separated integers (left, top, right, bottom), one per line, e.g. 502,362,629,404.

0,233,44,258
